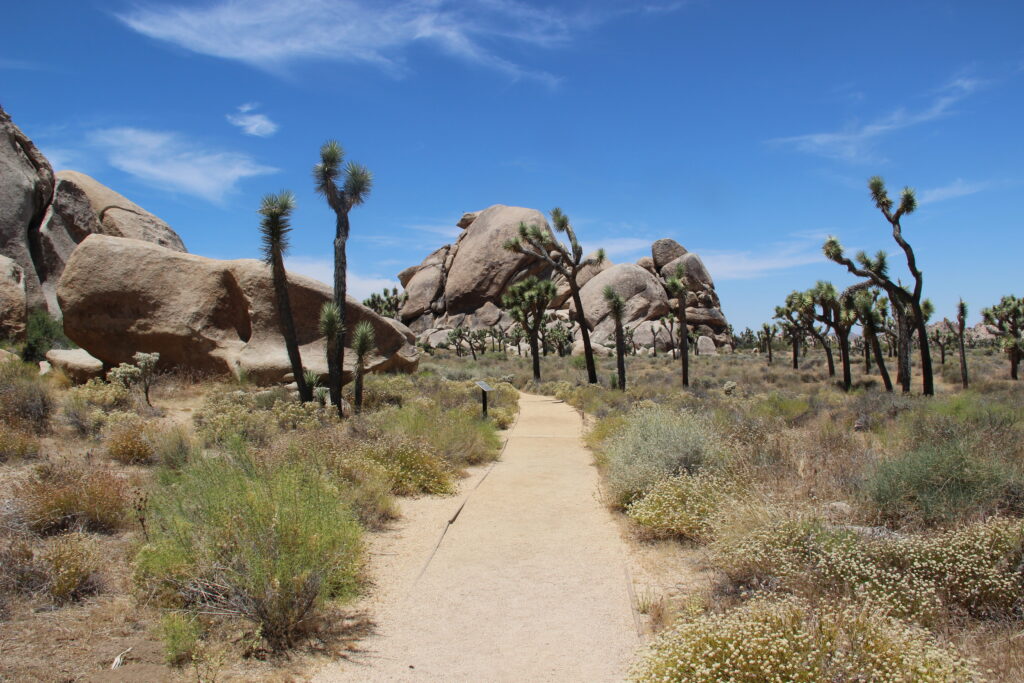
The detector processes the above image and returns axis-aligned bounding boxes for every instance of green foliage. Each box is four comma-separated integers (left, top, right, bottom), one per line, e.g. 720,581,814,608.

194,389,334,447
135,451,363,651
160,612,203,666
631,595,975,682
369,400,501,468
363,287,407,319
751,392,810,424
627,472,733,542
21,309,72,363
353,434,454,496
258,190,296,262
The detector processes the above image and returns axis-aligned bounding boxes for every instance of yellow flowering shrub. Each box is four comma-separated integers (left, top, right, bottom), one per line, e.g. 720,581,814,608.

626,471,733,542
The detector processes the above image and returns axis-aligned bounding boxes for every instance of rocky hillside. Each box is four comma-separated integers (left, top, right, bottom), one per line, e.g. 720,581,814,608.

397,205,732,353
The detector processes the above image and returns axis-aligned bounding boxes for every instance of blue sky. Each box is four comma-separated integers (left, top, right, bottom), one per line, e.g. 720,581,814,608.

3,0,1022,331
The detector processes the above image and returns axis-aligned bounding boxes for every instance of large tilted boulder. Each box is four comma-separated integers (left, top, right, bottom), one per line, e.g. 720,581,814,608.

57,235,418,384
0,254,27,339
574,263,670,344
46,348,104,383
651,238,687,271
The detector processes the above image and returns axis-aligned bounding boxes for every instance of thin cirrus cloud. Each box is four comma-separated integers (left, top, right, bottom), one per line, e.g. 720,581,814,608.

226,103,278,137
89,127,276,203
918,178,991,205
115,0,576,87
769,76,983,163
285,256,398,300
697,233,827,280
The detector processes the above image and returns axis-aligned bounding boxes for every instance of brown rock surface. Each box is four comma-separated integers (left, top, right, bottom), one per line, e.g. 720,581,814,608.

575,263,669,342
46,348,104,383
57,235,418,384
0,255,27,339
651,238,687,271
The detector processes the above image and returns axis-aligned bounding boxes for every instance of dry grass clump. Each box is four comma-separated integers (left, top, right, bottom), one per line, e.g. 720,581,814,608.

0,359,54,433
0,532,102,605
135,450,363,651
14,463,132,534
631,595,977,682
626,471,734,542
352,434,454,496
0,422,40,462
103,411,158,464
159,612,203,666
368,400,501,468
62,378,133,436
194,388,335,447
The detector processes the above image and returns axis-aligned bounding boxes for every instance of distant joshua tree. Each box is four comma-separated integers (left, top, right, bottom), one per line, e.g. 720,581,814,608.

259,191,311,403
982,295,1024,380
313,140,373,415
664,264,690,386
363,287,406,319
351,321,375,413
852,289,893,392
824,176,933,395
759,323,776,364
809,282,857,391
503,276,556,381
955,299,969,389
603,286,627,391
318,302,342,413
504,208,605,384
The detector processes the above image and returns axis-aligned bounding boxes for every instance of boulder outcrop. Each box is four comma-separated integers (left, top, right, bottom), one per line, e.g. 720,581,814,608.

58,235,419,384
397,207,732,352
0,105,186,317
0,255,27,339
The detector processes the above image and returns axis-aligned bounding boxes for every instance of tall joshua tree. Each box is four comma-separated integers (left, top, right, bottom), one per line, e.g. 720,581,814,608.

319,302,342,414
604,286,627,391
502,276,556,382
824,177,933,395
313,140,373,413
664,265,690,386
774,298,805,370
852,289,893,392
504,208,605,384
351,321,375,414
786,290,836,377
259,191,312,402
954,299,969,389
809,282,857,391
982,295,1024,380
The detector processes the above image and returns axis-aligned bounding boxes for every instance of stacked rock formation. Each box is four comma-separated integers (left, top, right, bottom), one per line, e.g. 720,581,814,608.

397,205,731,353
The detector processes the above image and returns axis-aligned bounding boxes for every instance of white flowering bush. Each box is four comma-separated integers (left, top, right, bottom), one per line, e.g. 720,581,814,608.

627,471,734,542
631,596,977,682
195,390,334,447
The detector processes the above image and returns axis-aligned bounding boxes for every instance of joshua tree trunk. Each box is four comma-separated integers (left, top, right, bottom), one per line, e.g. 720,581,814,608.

838,330,852,391
957,330,968,389
331,213,350,416
894,305,912,393
325,335,340,410
271,252,312,402
354,365,365,413
529,331,541,381
1012,347,1020,381
791,335,799,370
913,315,935,394
866,327,892,392
864,343,871,372
613,320,626,391
766,338,772,364
678,303,689,387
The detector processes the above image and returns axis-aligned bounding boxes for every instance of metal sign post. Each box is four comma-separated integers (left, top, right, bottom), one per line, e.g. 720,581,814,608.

475,380,493,418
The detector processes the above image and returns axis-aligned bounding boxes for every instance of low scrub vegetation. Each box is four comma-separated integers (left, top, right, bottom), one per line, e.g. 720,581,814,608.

15,464,132,534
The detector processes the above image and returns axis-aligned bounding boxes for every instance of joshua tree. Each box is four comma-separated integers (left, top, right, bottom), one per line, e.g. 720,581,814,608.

660,315,678,360
982,295,1024,380
929,325,956,366
759,323,776,364
954,299,969,389
852,289,893,392
318,302,342,414
504,208,605,384
807,282,857,390
351,321,375,414
604,286,627,391
783,290,836,376
508,325,525,356
503,276,556,381
624,327,637,356
313,140,373,413
363,287,406,319
664,265,690,386
823,177,933,395
259,191,312,403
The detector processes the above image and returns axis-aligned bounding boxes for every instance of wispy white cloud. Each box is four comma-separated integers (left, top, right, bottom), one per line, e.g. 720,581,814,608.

590,237,652,258
286,256,398,300
37,147,77,172
88,127,276,203
770,76,983,163
226,103,278,137
918,178,991,205
0,58,49,71
407,222,462,240
698,233,826,280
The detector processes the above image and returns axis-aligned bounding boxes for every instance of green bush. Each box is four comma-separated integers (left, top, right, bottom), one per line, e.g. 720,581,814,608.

135,452,363,651
627,472,733,542
864,444,1024,526
751,392,811,424
604,405,721,508
194,390,334,447
631,596,976,682
354,434,454,496
153,426,200,470
21,309,72,363
159,612,202,666
370,400,500,468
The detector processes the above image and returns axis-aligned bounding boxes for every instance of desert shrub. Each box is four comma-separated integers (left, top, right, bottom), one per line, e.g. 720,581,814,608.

353,434,454,496
62,393,104,436
0,422,40,462
631,596,976,682
711,515,1024,624
160,612,202,666
0,537,48,597
864,444,1024,526
104,411,157,464
135,452,363,651
899,393,1022,458
41,533,102,603
68,377,131,412
194,390,334,447
153,426,200,470
751,392,811,424
604,405,722,508
0,360,53,433
627,472,733,542
489,406,516,429
15,464,131,534
353,374,416,412
21,309,72,363
370,401,500,467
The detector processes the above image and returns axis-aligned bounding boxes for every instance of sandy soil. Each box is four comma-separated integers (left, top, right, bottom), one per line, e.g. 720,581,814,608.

313,393,643,682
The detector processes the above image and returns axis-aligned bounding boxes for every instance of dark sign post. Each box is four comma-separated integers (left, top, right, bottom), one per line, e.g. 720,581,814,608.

475,380,493,419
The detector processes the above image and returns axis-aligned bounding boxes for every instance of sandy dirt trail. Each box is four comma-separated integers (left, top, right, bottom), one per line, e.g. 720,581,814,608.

315,393,641,682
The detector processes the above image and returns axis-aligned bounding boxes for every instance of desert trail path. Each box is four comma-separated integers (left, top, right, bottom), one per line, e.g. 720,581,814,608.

315,393,640,682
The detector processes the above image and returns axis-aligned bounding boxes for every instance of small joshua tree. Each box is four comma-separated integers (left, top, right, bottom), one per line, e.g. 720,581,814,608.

363,287,406,319
502,277,556,381
852,289,893,392
351,321,375,413
759,323,776,364
955,299,969,389
504,208,605,384
808,282,857,391
259,190,311,402
318,302,343,415
982,295,1024,380
929,325,956,366
313,140,373,414
660,315,677,360
664,265,690,386
603,286,627,391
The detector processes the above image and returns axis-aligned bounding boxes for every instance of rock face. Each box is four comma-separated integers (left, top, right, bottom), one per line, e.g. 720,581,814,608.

397,207,731,351
46,348,103,383
0,255,27,339
0,105,186,316
58,236,419,384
